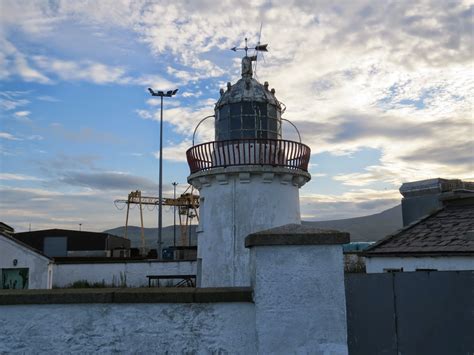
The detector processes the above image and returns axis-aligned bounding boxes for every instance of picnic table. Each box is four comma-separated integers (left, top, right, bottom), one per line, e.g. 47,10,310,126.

146,274,196,287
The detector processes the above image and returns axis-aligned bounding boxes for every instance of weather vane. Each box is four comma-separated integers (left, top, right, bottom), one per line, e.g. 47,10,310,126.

231,37,268,58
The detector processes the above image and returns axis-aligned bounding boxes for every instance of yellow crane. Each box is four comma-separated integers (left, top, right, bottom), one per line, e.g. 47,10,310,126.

114,186,199,254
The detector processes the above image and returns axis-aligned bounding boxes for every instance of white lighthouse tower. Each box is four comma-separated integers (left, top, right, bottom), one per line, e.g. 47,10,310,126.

187,49,311,287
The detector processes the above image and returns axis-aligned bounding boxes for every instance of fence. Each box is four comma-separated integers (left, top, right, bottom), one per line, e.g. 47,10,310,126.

345,271,474,355
186,139,311,174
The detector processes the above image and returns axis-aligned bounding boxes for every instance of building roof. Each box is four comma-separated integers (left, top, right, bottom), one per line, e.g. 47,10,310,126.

215,56,280,108
0,222,14,234
365,193,474,257
13,229,130,251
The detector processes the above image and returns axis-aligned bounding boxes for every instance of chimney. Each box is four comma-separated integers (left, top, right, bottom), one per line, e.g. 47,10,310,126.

399,178,474,226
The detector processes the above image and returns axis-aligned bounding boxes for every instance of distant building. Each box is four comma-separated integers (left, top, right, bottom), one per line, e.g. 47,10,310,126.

365,178,474,273
0,232,53,289
0,222,14,236
13,229,131,258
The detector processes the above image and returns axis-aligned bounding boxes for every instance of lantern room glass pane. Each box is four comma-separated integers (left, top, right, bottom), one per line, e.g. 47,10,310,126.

230,130,241,140
257,103,267,117
218,118,229,134
242,130,255,139
269,118,278,132
230,117,241,130
268,104,276,118
243,116,255,129
230,103,240,116
219,105,230,120
242,102,254,114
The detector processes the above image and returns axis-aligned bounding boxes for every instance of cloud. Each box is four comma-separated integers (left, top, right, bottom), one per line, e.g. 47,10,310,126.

0,173,42,181
14,110,30,117
0,132,22,140
301,189,401,220
1,0,472,222
0,184,179,233
49,123,117,143
59,171,158,192
37,95,59,102
0,91,30,110
0,39,51,83
33,55,129,84
155,140,192,163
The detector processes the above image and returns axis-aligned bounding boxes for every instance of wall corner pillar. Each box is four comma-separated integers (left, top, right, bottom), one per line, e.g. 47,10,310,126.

245,224,350,354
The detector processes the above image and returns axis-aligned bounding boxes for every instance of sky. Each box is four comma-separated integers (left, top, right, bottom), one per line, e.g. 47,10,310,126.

0,0,473,233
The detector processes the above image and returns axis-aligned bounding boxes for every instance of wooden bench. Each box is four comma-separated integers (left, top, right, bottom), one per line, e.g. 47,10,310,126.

146,274,196,287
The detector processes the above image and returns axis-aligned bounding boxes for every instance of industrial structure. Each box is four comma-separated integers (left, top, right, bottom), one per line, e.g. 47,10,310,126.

186,42,311,287
114,187,199,254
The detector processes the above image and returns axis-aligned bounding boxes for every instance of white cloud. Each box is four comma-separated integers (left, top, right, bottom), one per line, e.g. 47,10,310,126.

0,39,51,83
0,132,22,140
37,95,59,102
301,189,401,220
0,91,30,110
1,0,472,221
14,110,30,117
33,56,128,84
0,173,42,181
155,140,193,163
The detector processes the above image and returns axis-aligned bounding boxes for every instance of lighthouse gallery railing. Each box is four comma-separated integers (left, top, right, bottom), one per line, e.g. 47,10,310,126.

186,139,311,174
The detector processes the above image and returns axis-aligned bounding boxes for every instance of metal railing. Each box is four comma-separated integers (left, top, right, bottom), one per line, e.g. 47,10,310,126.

186,139,311,174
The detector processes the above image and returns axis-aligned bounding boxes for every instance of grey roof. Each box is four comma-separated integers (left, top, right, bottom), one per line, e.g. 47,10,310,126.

215,56,280,108
365,195,474,256
215,77,280,108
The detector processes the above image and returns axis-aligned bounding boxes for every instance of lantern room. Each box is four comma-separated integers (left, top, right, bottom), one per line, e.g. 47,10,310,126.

214,56,282,141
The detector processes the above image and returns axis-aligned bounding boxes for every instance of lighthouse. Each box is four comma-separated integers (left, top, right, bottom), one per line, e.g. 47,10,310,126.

186,48,311,287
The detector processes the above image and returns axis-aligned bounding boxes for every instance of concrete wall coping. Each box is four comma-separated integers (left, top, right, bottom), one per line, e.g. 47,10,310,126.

245,224,350,247
53,258,196,264
0,287,253,305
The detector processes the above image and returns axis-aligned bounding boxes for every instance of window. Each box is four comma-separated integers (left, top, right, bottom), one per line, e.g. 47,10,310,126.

230,117,241,130
268,104,276,118
1,268,29,289
243,116,255,130
242,102,254,114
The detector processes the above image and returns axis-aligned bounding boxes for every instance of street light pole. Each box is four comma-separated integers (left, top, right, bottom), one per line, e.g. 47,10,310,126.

172,182,178,249
148,88,178,259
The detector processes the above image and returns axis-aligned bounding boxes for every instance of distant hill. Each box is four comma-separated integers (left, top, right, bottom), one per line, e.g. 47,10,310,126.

105,205,402,246
104,225,198,249
302,205,402,242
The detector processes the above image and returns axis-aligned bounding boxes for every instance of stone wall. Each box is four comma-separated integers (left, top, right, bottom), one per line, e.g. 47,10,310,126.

0,288,255,354
53,260,196,287
365,256,474,273
0,225,350,354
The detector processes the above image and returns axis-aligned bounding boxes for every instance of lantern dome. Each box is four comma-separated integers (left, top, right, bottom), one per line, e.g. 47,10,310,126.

214,56,282,141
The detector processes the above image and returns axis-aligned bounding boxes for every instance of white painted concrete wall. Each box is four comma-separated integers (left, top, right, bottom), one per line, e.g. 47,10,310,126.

250,244,348,354
0,303,256,354
190,166,310,287
366,256,474,273
53,260,196,288
0,235,52,289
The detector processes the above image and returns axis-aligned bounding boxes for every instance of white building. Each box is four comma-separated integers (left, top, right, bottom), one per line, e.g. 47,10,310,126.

365,179,474,273
187,54,311,287
0,232,53,289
